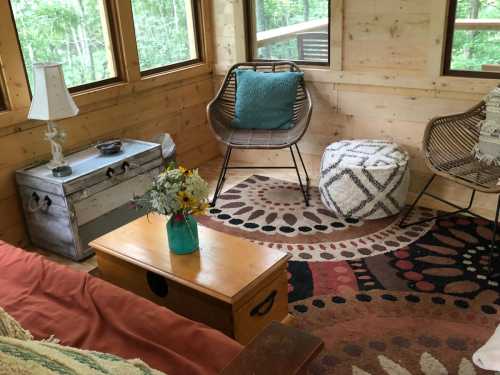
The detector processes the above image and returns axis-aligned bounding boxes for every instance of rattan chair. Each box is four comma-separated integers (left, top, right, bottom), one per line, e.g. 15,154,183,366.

207,62,312,206
399,100,500,273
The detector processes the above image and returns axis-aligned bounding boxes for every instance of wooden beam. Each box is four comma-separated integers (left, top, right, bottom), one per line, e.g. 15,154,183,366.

185,0,198,60
426,0,448,79
332,0,344,71
256,19,328,47
455,19,500,30
198,0,215,66
98,0,117,79
113,0,141,82
482,64,500,73
0,1,31,111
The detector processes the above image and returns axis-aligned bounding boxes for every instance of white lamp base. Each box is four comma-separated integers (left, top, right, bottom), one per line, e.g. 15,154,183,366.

46,121,71,175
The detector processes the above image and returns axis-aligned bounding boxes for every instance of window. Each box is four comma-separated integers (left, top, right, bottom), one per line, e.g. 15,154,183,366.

444,0,500,78
246,0,330,65
9,0,119,92
131,0,201,74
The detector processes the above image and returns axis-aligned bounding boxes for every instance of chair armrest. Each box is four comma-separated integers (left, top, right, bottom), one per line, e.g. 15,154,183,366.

221,321,323,375
423,101,485,154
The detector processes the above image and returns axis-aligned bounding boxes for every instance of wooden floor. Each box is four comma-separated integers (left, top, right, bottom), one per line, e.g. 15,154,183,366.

30,156,310,272
199,156,320,192
29,155,444,272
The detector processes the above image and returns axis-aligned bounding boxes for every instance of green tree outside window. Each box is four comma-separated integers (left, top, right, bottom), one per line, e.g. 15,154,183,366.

450,0,500,72
10,0,117,90
131,0,199,72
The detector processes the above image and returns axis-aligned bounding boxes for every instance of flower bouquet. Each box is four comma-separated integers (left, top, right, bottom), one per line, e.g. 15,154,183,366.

134,164,209,254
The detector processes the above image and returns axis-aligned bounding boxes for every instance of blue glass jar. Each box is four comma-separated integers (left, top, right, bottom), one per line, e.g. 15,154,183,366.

166,214,199,255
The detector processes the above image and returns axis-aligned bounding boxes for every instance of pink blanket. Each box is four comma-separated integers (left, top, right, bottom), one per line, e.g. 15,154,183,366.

0,241,242,374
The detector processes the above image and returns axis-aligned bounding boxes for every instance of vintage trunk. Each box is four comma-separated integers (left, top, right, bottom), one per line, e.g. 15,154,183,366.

16,139,163,261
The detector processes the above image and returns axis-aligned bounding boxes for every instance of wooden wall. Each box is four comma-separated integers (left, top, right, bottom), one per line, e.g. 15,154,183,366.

3,0,500,248
0,74,218,246
211,0,500,219
0,0,218,247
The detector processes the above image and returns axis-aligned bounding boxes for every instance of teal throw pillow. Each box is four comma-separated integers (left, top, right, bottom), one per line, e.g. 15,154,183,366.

231,69,304,130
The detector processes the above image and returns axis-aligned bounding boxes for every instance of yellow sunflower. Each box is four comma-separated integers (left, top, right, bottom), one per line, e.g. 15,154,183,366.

192,202,209,216
178,166,192,177
178,191,196,209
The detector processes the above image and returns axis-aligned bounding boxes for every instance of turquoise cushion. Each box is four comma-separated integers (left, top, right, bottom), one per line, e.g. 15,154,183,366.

231,69,304,130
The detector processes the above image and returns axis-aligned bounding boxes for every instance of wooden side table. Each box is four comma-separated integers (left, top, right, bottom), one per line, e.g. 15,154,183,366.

90,214,291,344
16,139,163,261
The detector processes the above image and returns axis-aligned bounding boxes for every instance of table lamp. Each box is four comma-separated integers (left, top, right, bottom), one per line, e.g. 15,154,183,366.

28,63,79,177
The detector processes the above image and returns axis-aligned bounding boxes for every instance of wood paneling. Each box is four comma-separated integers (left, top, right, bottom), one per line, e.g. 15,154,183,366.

0,75,218,246
212,0,500,219
0,0,218,247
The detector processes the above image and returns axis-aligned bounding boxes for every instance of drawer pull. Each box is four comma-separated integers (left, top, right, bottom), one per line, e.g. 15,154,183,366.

106,167,115,178
250,290,277,317
146,271,168,297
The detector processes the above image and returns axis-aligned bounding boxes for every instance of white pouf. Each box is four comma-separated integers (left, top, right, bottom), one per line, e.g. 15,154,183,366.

319,139,410,220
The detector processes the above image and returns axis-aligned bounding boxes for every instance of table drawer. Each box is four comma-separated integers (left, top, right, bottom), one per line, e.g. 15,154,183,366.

233,268,289,344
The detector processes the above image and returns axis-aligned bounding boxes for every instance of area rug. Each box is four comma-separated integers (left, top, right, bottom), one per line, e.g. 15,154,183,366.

198,175,500,375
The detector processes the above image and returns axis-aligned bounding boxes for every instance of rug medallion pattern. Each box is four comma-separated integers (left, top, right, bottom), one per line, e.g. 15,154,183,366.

198,176,500,374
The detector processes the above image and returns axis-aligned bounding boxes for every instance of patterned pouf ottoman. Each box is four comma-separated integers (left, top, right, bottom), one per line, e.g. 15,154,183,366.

319,139,410,220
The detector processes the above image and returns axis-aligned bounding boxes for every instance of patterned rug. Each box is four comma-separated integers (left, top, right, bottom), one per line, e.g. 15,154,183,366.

198,175,500,375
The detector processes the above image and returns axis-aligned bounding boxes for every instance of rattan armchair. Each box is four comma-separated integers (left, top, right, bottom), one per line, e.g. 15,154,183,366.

207,62,312,206
400,100,500,274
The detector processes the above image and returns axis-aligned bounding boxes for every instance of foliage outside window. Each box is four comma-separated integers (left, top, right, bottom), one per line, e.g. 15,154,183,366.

131,0,200,74
444,0,500,77
10,0,118,92
247,0,330,65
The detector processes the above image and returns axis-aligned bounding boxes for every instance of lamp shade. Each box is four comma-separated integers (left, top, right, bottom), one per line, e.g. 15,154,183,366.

28,63,79,121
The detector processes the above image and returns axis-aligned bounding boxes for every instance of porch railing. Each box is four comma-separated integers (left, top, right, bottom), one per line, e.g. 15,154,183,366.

256,18,328,48
455,19,500,73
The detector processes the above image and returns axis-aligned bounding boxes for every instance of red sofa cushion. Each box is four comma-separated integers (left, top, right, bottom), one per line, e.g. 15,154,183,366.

0,241,242,375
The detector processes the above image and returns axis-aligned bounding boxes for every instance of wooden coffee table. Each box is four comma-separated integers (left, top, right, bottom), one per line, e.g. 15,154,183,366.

90,214,291,344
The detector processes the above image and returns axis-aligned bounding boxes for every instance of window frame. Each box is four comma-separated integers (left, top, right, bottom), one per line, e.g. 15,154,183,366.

132,0,203,77
443,0,500,79
244,0,331,67
0,76,6,111
0,90,6,112
8,0,124,95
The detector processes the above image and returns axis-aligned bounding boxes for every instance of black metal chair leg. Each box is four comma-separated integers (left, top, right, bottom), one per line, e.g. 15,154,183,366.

488,195,500,275
399,175,435,228
290,146,309,207
294,144,310,198
295,144,310,182
400,174,480,229
211,146,232,207
466,190,477,210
